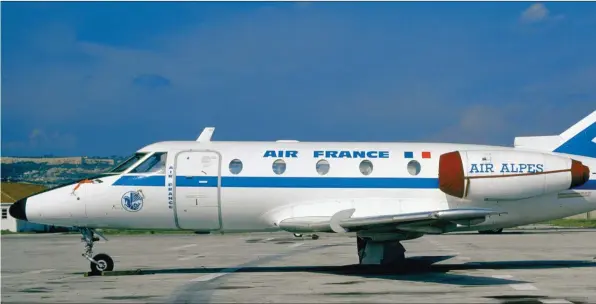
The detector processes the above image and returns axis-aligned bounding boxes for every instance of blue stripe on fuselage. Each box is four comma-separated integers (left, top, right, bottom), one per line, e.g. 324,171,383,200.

111,175,596,190
574,179,596,190
112,175,165,186
112,175,440,189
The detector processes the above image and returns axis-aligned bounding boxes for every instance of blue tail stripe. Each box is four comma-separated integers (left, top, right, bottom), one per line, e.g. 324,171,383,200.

553,121,596,158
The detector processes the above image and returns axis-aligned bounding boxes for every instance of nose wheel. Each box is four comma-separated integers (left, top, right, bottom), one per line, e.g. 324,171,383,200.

90,253,114,273
79,227,114,274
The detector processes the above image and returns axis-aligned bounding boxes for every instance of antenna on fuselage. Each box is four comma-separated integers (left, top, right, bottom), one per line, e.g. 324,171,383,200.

197,127,215,142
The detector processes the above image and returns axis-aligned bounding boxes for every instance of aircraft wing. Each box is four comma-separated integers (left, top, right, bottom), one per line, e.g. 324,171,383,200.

279,208,504,235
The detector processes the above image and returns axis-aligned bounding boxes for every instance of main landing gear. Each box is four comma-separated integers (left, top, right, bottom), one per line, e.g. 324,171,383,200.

79,227,114,274
478,228,503,234
293,233,320,240
356,236,406,267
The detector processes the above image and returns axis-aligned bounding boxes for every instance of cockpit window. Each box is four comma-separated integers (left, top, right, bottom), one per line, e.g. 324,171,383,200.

130,152,167,174
109,153,147,173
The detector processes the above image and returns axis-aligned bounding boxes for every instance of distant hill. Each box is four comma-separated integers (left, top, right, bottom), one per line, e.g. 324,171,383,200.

1,182,47,203
1,155,126,187
1,156,115,165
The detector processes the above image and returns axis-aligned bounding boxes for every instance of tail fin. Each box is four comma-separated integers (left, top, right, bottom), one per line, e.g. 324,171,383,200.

514,110,596,158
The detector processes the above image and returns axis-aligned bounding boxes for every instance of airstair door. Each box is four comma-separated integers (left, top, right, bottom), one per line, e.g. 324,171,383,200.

174,150,222,231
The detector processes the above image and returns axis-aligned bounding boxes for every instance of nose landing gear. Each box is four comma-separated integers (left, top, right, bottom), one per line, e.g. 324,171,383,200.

79,227,114,274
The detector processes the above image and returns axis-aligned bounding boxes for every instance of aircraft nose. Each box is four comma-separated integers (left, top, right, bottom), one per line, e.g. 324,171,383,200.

9,198,28,221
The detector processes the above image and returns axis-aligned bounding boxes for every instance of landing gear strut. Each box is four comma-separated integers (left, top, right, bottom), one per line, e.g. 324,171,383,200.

357,236,406,267
79,227,114,274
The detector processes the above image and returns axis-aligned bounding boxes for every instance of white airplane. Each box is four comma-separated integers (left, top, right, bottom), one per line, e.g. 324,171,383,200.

9,110,595,274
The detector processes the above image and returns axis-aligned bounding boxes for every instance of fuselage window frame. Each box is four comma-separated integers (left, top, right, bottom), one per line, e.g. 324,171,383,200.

359,160,373,176
229,159,243,175
316,159,330,175
407,160,421,176
272,159,286,175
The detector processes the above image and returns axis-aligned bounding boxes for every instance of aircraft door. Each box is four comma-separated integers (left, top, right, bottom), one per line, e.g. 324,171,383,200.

174,150,222,231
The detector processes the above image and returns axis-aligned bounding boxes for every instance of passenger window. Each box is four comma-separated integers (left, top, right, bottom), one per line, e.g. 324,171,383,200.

229,159,243,175
359,160,373,176
130,152,167,174
272,159,286,175
316,159,330,175
407,160,421,176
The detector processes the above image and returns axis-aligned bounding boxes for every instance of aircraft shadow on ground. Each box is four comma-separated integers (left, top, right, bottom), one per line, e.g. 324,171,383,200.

83,256,596,287
454,230,596,235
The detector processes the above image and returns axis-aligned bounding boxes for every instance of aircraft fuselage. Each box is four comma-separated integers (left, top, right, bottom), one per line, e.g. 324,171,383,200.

15,140,596,233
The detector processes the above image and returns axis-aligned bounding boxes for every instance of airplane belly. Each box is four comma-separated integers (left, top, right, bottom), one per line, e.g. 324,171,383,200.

219,187,446,231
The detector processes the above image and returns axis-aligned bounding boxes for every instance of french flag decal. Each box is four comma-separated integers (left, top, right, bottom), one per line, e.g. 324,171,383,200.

404,151,432,159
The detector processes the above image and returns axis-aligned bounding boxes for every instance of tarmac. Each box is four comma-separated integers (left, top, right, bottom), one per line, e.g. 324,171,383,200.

2,228,596,303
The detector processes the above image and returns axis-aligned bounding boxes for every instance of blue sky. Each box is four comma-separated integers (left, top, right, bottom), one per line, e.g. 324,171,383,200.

2,2,595,156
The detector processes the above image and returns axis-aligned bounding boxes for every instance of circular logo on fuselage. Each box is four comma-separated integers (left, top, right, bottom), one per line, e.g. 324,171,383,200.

121,191,144,212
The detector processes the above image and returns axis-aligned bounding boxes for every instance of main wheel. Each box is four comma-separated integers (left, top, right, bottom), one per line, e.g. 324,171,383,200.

311,234,319,240
90,253,114,273
478,228,503,234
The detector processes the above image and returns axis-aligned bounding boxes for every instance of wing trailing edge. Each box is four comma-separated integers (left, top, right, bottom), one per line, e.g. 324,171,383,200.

278,208,505,235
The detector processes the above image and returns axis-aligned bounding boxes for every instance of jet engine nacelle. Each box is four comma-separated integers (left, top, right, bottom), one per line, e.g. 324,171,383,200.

438,150,590,201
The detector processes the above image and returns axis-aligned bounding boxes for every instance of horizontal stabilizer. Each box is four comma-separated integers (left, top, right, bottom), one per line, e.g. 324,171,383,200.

514,110,596,158
278,208,504,234
514,135,564,152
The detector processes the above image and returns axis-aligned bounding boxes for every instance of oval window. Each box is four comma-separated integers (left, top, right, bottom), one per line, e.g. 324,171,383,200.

272,159,286,175
359,160,373,176
316,159,330,175
407,160,421,176
229,159,243,175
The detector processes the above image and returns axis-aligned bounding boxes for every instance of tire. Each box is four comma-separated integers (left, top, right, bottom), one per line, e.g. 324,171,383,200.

90,253,114,273
311,234,319,240
293,233,303,237
478,228,503,234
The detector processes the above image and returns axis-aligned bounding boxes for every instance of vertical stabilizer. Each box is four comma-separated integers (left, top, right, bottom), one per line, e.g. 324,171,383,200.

553,110,596,158
196,127,215,142
514,110,596,158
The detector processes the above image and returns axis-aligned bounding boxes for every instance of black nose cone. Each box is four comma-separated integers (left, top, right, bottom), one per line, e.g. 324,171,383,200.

9,198,28,221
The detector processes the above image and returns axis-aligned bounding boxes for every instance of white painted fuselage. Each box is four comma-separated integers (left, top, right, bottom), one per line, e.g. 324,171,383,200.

18,139,596,234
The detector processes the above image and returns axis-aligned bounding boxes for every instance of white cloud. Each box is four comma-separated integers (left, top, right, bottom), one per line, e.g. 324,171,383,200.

520,3,549,23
